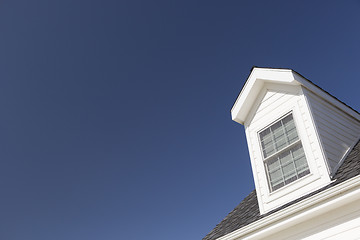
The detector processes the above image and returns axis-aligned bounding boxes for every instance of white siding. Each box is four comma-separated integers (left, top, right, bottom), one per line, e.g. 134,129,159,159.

304,88,360,175
247,90,300,202
245,86,331,214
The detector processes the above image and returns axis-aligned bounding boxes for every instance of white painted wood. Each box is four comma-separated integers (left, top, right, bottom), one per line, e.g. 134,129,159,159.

227,67,360,240
303,88,360,175
244,83,331,214
266,197,360,240
231,68,360,124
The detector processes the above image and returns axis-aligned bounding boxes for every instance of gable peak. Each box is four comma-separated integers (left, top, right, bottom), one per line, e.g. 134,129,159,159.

231,67,360,125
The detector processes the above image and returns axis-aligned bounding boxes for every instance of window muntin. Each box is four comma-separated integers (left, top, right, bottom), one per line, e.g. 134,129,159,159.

259,114,299,158
259,113,310,192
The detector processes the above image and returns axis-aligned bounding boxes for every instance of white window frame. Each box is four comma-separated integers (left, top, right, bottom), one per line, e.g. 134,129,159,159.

258,112,310,192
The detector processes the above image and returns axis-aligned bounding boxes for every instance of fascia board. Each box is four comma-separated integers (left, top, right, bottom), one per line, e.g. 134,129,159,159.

231,78,264,124
231,68,299,124
216,175,360,240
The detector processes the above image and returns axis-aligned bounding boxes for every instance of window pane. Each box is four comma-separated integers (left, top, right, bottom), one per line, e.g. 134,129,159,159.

260,128,274,158
279,150,292,165
283,115,298,144
259,128,271,139
271,121,284,152
292,144,304,158
259,114,299,156
267,157,280,172
287,130,299,144
279,150,296,182
262,141,275,158
269,168,283,186
292,144,309,174
275,136,287,152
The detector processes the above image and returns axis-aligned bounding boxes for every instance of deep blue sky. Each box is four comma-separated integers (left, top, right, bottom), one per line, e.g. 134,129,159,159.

0,1,359,239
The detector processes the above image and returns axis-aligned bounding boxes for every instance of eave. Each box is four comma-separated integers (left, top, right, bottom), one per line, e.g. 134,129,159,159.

217,174,360,240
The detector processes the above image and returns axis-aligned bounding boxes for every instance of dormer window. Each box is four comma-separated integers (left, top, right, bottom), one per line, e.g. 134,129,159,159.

259,113,310,192
230,67,358,214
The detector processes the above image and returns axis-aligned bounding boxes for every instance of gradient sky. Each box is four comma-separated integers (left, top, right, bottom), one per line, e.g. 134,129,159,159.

0,1,360,240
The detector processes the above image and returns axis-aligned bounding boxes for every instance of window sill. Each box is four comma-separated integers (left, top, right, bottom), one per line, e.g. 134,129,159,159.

265,172,319,203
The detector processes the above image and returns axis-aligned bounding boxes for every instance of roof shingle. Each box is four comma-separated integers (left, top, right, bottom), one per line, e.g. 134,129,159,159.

203,140,360,240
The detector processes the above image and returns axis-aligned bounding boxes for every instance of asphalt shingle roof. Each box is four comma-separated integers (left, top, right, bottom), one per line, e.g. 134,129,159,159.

203,140,360,240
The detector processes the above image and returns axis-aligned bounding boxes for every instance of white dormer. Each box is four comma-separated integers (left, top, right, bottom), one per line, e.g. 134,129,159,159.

231,67,360,214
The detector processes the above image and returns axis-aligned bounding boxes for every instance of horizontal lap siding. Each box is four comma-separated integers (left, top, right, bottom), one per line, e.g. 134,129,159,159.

246,87,334,214
252,92,294,125
248,90,300,197
305,90,360,174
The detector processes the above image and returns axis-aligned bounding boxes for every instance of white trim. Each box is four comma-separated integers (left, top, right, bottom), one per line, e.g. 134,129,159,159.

293,73,360,122
300,88,331,175
216,175,360,240
258,112,308,192
242,87,332,214
232,68,298,124
332,138,360,176
231,68,360,125
248,98,331,213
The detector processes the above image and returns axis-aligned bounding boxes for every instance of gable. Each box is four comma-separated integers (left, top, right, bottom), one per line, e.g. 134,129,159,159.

231,68,301,124
245,84,301,127
231,68,360,125
244,83,331,214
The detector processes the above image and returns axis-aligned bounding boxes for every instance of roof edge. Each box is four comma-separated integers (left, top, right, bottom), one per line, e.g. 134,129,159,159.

217,174,360,240
231,67,360,125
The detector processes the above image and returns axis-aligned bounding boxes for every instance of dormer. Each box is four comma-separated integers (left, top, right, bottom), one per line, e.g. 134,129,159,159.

231,67,360,214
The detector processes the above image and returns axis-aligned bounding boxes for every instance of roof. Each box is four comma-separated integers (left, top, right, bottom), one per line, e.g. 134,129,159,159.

231,67,360,124
203,140,360,240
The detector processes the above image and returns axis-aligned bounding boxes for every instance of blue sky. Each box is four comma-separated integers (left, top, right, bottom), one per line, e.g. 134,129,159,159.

0,1,359,240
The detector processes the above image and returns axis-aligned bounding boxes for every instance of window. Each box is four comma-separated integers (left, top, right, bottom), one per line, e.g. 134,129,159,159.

259,113,310,192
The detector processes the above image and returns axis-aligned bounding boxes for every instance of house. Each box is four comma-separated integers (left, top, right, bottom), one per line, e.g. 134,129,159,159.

203,67,360,240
